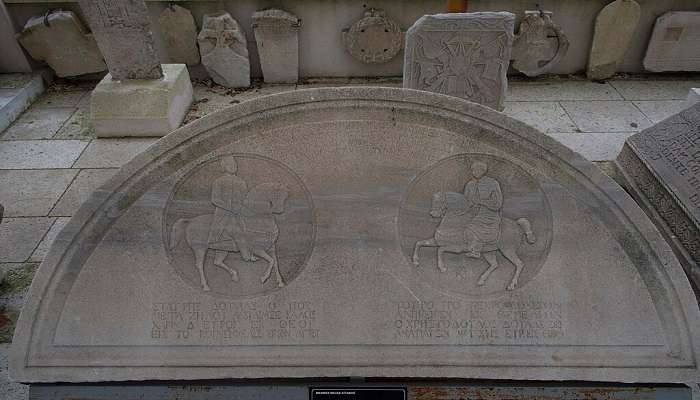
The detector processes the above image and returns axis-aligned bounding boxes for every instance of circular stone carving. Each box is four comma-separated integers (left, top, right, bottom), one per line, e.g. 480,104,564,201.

399,154,552,297
342,8,403,64
163,154,314,298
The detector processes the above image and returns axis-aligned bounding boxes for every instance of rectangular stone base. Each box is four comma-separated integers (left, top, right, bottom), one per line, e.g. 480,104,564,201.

91,64,193,137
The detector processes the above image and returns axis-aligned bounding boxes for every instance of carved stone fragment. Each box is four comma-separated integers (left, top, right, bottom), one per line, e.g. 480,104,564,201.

403,12,515,111
511,11,568,77
252,9,301,84
198,12,250,88
587,0,641,81
342,8,404,64
17,11,106,77
616,103,700,294
644,12,700,72
77,0,163,80
157,5,200,66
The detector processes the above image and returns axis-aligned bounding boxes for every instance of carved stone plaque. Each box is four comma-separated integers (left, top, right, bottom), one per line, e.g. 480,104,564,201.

644,12,700,72
342,8,404,64
77,0,163,80
252,9,301,84
11,88,700,384
511,11,569,77
403,12,515,111
198,12,250,88
587,0,641,81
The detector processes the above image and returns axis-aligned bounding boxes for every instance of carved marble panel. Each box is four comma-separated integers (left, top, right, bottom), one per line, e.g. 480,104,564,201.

644,12,700,72
198,12,250,88
252,9,301,83
511,11,569,77
10,88,700,384
157,5,200,66
587,0,641,81
342,8,404,64
77,0,163,80
403,12,515,111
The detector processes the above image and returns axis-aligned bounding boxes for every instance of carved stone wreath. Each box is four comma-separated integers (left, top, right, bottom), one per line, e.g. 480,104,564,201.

342,8,404,64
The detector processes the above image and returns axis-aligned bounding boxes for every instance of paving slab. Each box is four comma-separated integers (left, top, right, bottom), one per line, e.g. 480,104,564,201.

0,74,44,133
50,168,117,216
549,132,633,161
53,108,94,140
633,100,690,123
29,217,69,262
1,107,74,140
0,345,28,400
560,100,652,133
609,80,700,100
0,140,87,169
33,90,86,108
0,74,35,89
0,169,77,217
507,81,623,101
503,101,577,133
73,138,158,168
0,217,53,263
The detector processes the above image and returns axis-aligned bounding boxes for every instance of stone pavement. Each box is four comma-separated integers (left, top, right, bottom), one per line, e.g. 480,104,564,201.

0,75,698,396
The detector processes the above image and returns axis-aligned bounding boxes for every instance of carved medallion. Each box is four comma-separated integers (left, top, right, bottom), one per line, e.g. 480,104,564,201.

511,11,569,77
163,154,314,298
399,154,552,296
342,8,404,64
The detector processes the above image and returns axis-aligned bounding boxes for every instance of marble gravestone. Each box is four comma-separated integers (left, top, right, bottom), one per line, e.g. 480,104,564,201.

511,11,568,77
403,12,515,111
252,9,301,84
158,5,200,66
17,11,106,77
77,0,193,137
616,104,700,293
342,8,404,64
198,12,250,88
644,12,700,73
10,88,700,385
587,0,641,81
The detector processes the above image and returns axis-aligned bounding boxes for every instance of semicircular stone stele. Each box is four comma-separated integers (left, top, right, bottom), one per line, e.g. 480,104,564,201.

10,88,700,384
587,0,641,81
342,8,404,64
511,11,569,77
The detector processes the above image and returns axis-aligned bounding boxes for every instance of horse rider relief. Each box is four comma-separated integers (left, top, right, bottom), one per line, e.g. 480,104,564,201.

462,161,502,259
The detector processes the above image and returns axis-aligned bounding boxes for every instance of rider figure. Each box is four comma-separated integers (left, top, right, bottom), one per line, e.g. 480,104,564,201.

208,156,255,262
463,161,503,258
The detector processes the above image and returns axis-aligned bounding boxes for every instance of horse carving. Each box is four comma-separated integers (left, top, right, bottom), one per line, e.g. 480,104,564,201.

412,191,536,290
169,182,289,291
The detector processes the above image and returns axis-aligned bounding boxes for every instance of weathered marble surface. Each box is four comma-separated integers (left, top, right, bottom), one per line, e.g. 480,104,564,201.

403,12,515,110
252,9,300,84
10,88,700,384
587,0,641,81
644,12,700,73
198,12,250,88
158,5,200,66
616,104,700,294
511,11,568,77
77,0,163,80
17,11,106,77
342,8,403,64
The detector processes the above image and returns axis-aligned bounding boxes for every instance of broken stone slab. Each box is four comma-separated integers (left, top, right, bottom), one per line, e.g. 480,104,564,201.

616,103,700,296
587,0,641,81
77,0,163,80
252,9,301,84
10,87,700,384
158,5,200,66
688,88,700,108
511,11,569,77
91,64,193,137
342,8,404,64
404,12,515,111
198,12,250,88
644,12,700,73
17,11,106,77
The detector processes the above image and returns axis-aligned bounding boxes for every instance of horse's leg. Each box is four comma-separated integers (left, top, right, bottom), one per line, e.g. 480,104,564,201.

477,252,499,286
501,248,524,291
213,250,239,282
269,245,285,288
413,238,437,266
194,247,210,291
254,248,276,284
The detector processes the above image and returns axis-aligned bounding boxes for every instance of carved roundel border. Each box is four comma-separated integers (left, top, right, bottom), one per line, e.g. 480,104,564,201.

162,153,316,299
398,153,553,298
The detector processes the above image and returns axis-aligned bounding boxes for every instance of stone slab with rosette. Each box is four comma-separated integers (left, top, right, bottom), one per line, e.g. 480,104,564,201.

10,88,700,385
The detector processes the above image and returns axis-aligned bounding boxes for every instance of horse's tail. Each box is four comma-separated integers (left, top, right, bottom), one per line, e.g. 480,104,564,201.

169,218,190,249
516,218,536,244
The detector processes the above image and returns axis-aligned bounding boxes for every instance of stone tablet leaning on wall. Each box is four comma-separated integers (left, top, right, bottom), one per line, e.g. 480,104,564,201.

198,12,251,88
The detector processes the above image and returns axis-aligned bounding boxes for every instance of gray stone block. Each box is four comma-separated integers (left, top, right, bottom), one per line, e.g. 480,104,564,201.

644,12,700,73
252,9,300,84
158,5,200,66
587,0,641,81
198,12,250,88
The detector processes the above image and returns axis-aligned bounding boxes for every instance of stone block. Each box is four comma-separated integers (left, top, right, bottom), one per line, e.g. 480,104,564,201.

586,0,640,81
616,104,700,295
0,74,44,133
404,12,515,110
644,12,700,72
198,12,250,88
158,5,200,66
17,11,106,78
511,11,569,77
10,87,700,384
688,88,700,108
90,64,193,137
252,9,301,84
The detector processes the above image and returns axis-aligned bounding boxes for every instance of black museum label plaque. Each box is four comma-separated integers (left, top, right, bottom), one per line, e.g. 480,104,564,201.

310,387,406,400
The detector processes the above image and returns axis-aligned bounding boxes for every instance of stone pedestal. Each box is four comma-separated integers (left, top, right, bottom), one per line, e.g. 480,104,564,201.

91,64,193,138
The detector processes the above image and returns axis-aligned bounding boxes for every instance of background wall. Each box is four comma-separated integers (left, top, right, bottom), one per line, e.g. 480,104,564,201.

3,0,700,78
